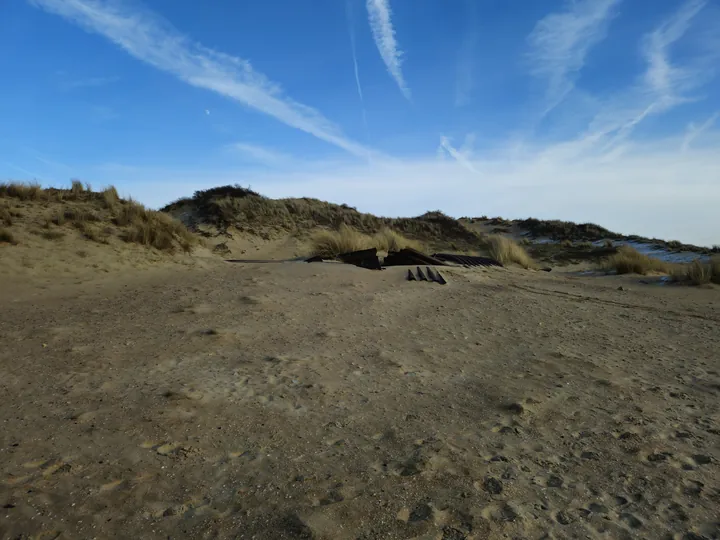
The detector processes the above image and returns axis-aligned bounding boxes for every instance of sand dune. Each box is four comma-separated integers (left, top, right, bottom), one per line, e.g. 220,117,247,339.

1,256,718,539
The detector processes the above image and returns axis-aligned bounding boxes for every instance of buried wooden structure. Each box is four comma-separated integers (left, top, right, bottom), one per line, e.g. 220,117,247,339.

406,266,448,285
337,248,382,270
383,248,448,268
306,247,502,271
225,249,499,286
303,247,504,287
431,253,503,268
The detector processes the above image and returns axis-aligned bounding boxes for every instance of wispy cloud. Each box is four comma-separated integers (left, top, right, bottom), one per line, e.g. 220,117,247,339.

455,0,478,107
225,143,292,165
346,0,368,129
589,0,716,148
59,75,120,91
682,111,720,152
93,134,720,246
438,135,478,173
366,0,410,100
30,0,372,157
642,0,707,105
528,0,621,115
2,162,44,179
20,147,74,172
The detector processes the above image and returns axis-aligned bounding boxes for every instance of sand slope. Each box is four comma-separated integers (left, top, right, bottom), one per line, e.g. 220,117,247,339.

1,262,718,539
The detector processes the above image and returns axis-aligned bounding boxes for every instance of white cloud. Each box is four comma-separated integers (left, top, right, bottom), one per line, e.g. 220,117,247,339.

438,135,478,173
366,0,410,100
2,162,44,180
24,1,720,249
30,0,373,157
528,0,621,115
92,131,720,246
225,143,291,165
535,0,718,160
587,0,716,148
643,0,706,102
682,111,720,152
346,0,368,129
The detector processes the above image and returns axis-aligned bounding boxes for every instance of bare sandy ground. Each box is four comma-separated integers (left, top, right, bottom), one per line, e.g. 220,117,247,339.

1,260,719,539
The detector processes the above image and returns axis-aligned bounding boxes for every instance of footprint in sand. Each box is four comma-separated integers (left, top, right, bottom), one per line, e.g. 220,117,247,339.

175,303,213,314
99,479,128,492
545,474,564,488
22,459,50,469
680,480,704,496
481,502,519,523
619,512,643,529
140,440,184,455
477,476,503,495
239,295,263,305
156,443,182,456
690,454,712,466
41,461,72,477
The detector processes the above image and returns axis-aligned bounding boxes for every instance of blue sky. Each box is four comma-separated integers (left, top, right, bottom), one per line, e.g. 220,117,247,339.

1,0,719,245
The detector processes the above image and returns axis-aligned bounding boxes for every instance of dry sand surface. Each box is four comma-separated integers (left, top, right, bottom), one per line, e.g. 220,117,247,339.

1,258,719,540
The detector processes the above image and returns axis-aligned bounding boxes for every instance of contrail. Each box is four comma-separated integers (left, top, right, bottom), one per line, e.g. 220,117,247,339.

346,0,368,131
29,0,373,157
366,0,411,100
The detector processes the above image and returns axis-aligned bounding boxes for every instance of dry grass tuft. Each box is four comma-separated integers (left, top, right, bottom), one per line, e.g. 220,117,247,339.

0,205,12,226
119,204,197,252
485,235,535,268
1,181,198,253
684,261,712,285
67,207,101,223
163,185,483,250
0,228,17,244
102,186,121,210
76,222,107,243
372,228,424,252
113,199,149,226
122,223,174,251
310,225,373,258
309,225,424,258
671,256,720,285
40,229,65,241
600,246,669,275
70,180,85,197
0,182,44,201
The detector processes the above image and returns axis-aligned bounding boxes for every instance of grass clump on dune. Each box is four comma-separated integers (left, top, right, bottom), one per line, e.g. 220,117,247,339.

0,228,17,244
0,204,13,227
1,181,199,253
600,246,669,275
672,257,720,286
0,182,44,201
310,225,373,258
485,235,534,268
101,186,121,211
310,227,534,268
118,202,198,253
309,225,423,258
163,185,483,250
372,228,425,253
